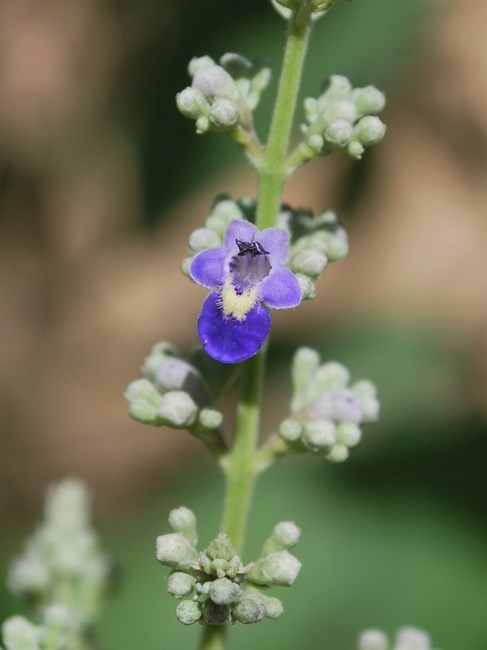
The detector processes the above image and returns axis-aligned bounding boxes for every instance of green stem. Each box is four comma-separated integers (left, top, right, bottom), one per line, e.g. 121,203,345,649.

220,346,267,551
256,0,314,230
199,624,227,650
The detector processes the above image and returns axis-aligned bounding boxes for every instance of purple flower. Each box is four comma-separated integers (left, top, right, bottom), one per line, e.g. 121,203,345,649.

190,220,302,363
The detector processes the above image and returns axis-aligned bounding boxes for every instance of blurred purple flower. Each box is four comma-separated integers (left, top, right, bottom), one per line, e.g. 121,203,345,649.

190,219,301,363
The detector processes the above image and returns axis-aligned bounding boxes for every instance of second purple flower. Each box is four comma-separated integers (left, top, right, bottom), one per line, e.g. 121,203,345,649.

190,219,302,364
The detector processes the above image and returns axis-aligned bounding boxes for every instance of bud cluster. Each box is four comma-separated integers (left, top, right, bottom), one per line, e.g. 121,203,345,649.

125,342,226,441
358,626,433,650
291,74,385,168
156,508,301,626
286,208,348,299
176,53,270,138
278,347,380,462
3,480,114,650
271,0,352,21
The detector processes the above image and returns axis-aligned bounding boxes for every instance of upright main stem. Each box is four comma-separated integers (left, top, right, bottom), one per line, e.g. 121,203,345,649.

200,5,313,649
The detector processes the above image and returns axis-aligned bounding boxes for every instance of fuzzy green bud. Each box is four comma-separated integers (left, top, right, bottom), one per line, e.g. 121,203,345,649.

188,227,221,252
314,362,350,392
198,407,224,430
248,550,301,587
188,56,214,77
348,140,365,159
192,65,239,103
167,572,195,599
324,119,353,147
156,533,198,570
358,629,389,650
336,422,362,447
7,556,50,598
209,98,239,130
232,597,266,624
2,616,42,650
176,87,209,120
291,249,327,278
142,342,178,380
262,594,284,620
351,86,386,117
168,507,197,545
297,273,316,299
353,116,386,146
125,378,164,425
208,577,242,605
278,418,302,443
195,116,210,134
158,391,198,428
263,522,301,555
292,346,320,405
176,599,201,625
395,627,431,650
302,419,336,451
324,443,349,463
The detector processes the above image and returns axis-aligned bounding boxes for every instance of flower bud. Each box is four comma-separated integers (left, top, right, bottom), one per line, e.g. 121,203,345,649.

263,522,301,555
176,87,209,120
324,119,353,147
248,550,301,587
198,407,224,430
353,116,386,146
142,342,179,381
314,362,350,391
209,98,239,130
352,379,377,398
206,533,238,563
309,388,363,423
195,116,210,134
188,227,221,252
167,572,195,599
348,140,365,159
168,507,197,545
395,627,431,650
188,56,214,77
302,419,336,451
324,443,349,463
351,86,386,116
156,533,198,570
192,65,239,103
278,418,302,443
296,273,316,300
232,597,266,624
175,599,201,625
180,257,192,276
358,629,389,650
307,133,324,152
1,616,42,650
358,395,380,422
291,249,327,278
158,391,198,428
125,379,164,425
324,225,348,261
291,347,320,409
336,422,362,447
208,577,242,605
262,594,284,619
7,556,50,598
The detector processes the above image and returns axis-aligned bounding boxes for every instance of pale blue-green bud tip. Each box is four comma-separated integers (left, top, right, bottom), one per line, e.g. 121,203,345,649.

336,422,362,448
125,379,163,425
296,273,316,299
192,65,238,103
248,550,301,586
278,418,302,443
188,227,221,252
176,87,209,120
232,598,266,624
156,533,198,570
395,627,431,650
271,522,301,549
168,507,197,543
176,600,202,625
198,407,224,430
167,572,195,599
291,249,327,278
262,595,284,619
209,577,242,605
324,119,353,147
302,420,336,451
353,116,386,146
323,443,349,463
209,98,239,130
2,616,43,650
358,629,389,650
158,391,198,428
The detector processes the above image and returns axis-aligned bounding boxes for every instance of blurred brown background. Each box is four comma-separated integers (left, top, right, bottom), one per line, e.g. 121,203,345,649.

1,1,486,648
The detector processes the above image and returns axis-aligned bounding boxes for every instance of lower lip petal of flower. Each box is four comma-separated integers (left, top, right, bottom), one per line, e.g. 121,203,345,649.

198,292,271,364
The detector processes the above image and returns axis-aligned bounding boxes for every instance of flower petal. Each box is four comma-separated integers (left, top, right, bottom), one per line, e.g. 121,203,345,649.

259,228,290,266
190,248,227,288
258,267,302,309
223,219,258,252
198,292,271,364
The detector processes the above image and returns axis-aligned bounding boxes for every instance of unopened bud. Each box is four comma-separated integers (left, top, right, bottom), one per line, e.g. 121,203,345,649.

324,119,353,147
262,594,284,619
208,577,242,605
176,599,201,625
198,407,223,430
158,391,198,428
263,522,301,555
296,273,316,300
351,86,386,116
188,227,221,252
278,418,302,443
1,617,42,650
324,443,349,463
302,419,336,450
209,98,239,130
167,572,195,599
125,379,163,425
176,87,209,119
248,550,301,587
168,507,197,545
395,627,431,650
336,422,362,447
291,249,327,278
156,533,198,570
192,65,238,102
358,629,389,650
353,116,386,146
232,597,266,624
